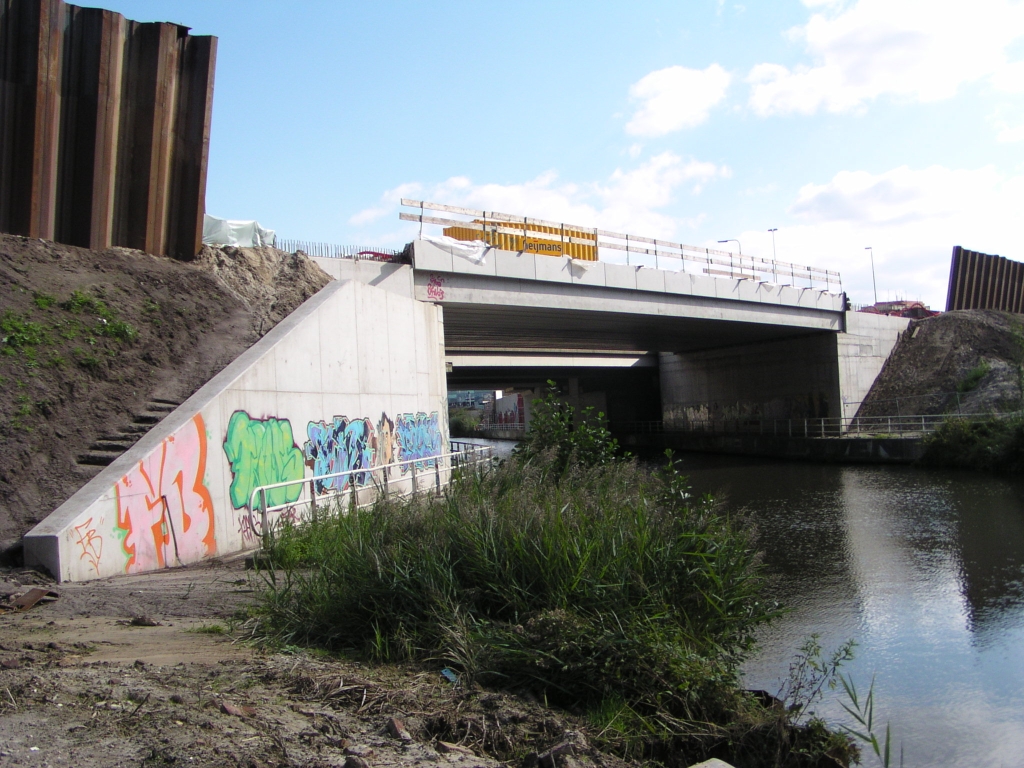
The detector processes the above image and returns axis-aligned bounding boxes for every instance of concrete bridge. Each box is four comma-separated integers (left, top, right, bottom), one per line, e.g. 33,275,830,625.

316,236,908,432
27,223,907,582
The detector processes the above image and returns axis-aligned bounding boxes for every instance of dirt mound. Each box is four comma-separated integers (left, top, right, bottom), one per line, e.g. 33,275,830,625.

193,245,332,337
0,235,330,551
858,309,1024,417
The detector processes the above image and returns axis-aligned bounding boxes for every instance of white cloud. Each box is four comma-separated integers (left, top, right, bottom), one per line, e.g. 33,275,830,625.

996,121,1024,143
748,0,1024,116
626,64,731,136
348,182,422,225
346,153,730,247
737,164,1024,308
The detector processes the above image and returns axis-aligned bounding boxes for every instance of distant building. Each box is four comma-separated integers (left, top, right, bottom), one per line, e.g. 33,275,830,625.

858,300,938,319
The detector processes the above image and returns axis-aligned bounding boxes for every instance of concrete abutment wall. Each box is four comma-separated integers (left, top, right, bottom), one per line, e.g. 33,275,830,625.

25,279,448,582
660,312,910,426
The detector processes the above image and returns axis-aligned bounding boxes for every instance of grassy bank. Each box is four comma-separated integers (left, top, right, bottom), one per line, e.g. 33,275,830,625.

921,415,1024,472
252,393,856,767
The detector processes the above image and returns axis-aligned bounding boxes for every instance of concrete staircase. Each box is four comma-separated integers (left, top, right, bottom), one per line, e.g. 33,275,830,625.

76,399,181,468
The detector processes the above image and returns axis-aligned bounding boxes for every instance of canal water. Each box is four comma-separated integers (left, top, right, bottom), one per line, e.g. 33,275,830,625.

676,453,1024,768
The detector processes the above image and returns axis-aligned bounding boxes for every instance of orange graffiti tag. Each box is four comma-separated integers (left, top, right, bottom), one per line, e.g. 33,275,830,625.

115,414,216,573
72,517,103,576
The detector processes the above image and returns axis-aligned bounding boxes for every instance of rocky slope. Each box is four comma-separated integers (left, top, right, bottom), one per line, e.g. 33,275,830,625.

857,309,1023,417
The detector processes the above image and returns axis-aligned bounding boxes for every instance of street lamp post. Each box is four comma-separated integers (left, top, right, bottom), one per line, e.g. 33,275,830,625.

717,238,743,276
865,246,878,305
768,229,778,282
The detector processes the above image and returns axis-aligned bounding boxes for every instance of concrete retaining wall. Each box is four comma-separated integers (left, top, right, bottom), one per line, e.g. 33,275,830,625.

24,279,448,582
311,257,414,299
660,333,842,422
652,432,925,464
660,311,911,425
837,312,910,419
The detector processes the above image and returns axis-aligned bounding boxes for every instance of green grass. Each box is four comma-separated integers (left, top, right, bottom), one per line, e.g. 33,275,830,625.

32,292,56,309
187,623,227,635
1,311,49,354
957,360,991,393
251,391,857,766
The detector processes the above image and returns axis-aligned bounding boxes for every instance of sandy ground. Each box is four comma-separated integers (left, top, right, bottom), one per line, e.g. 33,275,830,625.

0,559,620,768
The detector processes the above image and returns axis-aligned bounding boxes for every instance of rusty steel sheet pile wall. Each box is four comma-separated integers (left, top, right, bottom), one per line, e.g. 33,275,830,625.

0,0,215,259
946,246,1024,313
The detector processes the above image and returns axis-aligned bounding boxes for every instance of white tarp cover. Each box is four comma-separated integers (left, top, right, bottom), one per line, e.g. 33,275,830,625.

202,214,276,248
421,234,491,264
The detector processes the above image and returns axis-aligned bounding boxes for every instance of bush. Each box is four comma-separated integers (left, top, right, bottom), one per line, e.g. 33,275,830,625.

448,407,480,437
257,450,783,745
922,415,1024,472
514,383,618,471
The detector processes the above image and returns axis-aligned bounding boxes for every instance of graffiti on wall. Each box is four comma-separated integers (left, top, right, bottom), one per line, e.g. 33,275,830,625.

304,417,376,493
495,393,526,427
115,414,216,573
395,412,443,470
238,504,300,546
72,517,103,576
303,411,443,491
223,411,305,510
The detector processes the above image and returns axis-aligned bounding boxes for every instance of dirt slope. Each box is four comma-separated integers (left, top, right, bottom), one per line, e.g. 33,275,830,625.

858,309,1023,417
0,559,624,768
0,235,331,552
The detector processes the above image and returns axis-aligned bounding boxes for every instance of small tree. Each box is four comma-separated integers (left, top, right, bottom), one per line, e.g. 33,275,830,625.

514,381,619,470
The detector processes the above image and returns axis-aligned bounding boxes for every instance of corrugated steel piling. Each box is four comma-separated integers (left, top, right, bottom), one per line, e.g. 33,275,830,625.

0,0,216,259
946,246,1024,313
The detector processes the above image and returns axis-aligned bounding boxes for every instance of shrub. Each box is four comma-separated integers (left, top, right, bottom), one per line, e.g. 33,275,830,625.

256,450,780,747
514,382,618,471
922,415,1024,472
448,408,480,437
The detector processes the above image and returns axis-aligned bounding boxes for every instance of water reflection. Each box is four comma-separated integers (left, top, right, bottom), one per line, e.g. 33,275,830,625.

676,454,1024,768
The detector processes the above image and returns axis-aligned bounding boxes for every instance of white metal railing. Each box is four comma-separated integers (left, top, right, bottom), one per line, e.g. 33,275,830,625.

246,444,494,546
400,199,842,292
618,411,1020,438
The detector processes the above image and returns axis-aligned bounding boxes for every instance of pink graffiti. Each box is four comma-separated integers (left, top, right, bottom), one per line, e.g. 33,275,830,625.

72,517,103,576
116,414,216,573
238,505,300,546
426,274,445,300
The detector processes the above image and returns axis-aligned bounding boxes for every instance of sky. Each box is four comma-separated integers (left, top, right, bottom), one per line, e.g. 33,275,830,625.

103,0,1024,308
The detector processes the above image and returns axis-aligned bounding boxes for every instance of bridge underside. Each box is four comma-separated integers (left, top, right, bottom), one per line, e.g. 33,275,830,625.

440,303,834,354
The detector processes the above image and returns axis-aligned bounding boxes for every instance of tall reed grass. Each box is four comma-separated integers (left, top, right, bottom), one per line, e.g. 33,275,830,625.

253,390,856,765
257,451,779,733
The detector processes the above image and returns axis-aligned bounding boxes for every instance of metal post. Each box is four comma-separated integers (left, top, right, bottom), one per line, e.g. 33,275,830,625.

260,488,269,549
309,479,317,519
411,461,418,494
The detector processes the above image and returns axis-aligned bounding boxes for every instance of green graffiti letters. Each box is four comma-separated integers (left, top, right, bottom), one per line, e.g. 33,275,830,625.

223,411,305,509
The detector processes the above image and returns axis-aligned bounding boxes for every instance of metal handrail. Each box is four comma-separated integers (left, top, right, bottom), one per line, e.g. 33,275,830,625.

276,240,406,261
400,199,841,292
247,444,494,547
627,410,1021,439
